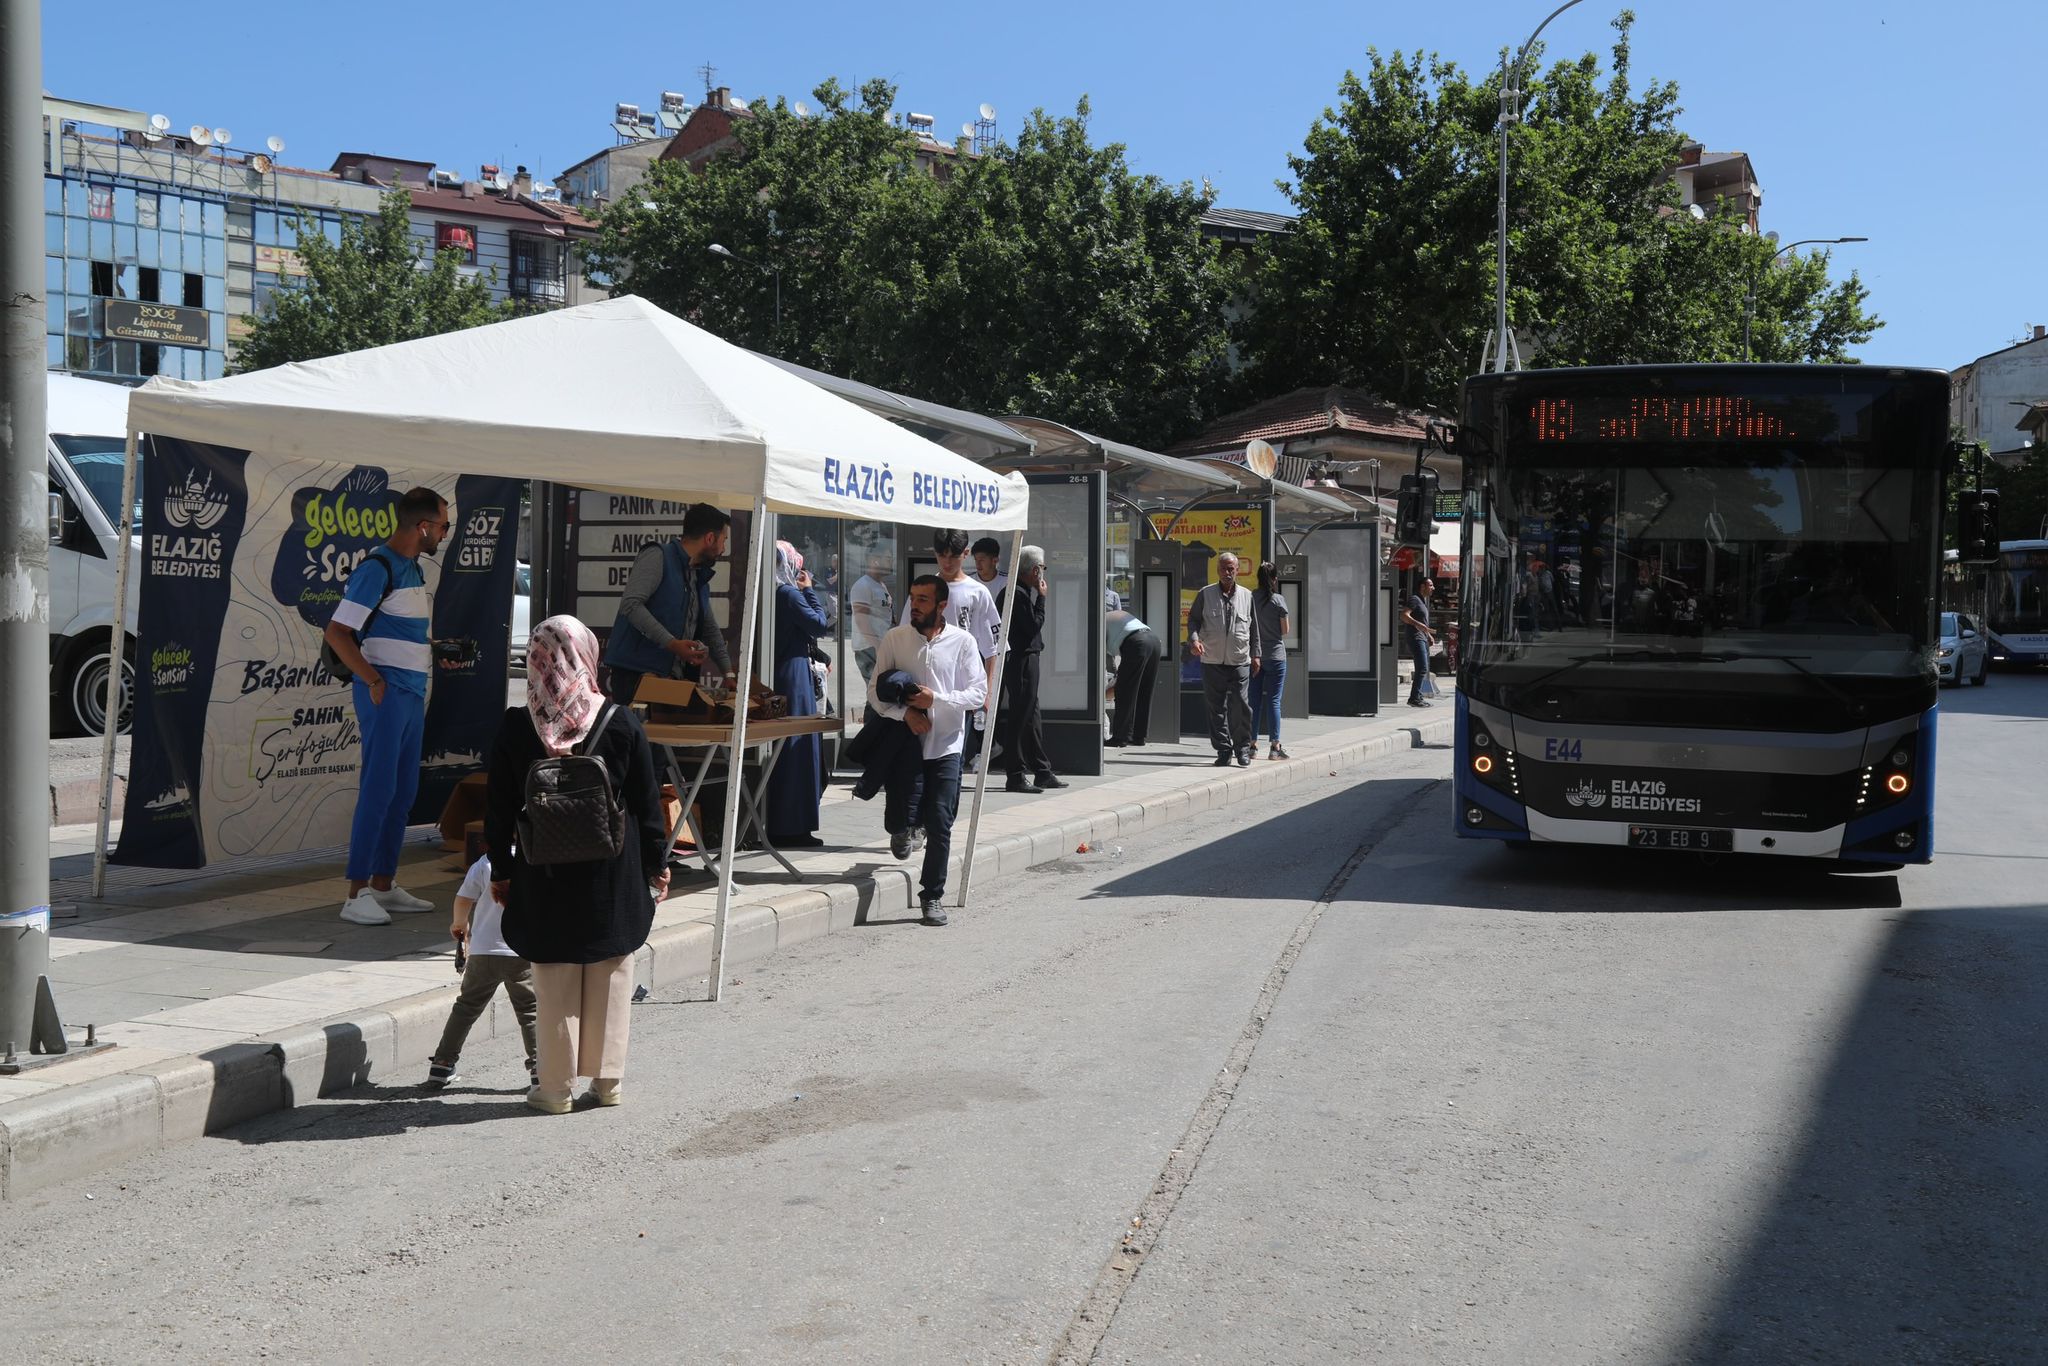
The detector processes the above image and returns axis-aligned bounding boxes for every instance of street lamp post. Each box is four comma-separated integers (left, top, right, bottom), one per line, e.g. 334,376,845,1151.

1494,0,1588,374
1742,236,1867,361
708,242,781,329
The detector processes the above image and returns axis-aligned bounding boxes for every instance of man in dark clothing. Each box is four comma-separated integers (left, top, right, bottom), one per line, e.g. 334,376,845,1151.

996,545,1064,793
1402,576,1436,708
602,503,732,704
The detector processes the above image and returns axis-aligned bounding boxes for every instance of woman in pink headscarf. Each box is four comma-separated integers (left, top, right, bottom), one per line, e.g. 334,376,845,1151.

485,616,668,1114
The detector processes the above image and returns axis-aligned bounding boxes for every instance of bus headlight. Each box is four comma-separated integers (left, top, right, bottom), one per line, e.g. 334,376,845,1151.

1473,754,1495,775
1885,773,1910,795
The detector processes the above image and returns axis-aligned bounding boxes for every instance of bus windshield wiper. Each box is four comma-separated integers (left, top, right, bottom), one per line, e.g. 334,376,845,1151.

1731,652,1863,715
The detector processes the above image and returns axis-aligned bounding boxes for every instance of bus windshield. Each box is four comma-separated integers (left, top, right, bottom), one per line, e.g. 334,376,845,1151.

1468,451,1931,667
1457,369,1947,730
1993,546,2048,632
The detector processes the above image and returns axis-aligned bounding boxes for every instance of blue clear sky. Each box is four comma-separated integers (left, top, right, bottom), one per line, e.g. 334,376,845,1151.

41,0,2046,370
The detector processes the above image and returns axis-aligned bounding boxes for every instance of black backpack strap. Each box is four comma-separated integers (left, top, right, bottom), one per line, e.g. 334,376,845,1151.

353,546,404,639
578,701,618,757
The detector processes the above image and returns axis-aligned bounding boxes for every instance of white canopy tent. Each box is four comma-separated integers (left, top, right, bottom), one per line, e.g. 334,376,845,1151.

95,295,1030,1000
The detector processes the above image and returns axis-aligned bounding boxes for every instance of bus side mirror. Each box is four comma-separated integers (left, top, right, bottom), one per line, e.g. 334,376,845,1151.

1956,489,2000,564
48,490,67,543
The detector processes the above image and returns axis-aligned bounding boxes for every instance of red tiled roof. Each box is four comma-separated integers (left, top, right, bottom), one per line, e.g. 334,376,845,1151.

403,184,596,234
1168,386,1434,454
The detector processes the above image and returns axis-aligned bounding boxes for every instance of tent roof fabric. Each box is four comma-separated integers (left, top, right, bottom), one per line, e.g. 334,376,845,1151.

124,295,1028,530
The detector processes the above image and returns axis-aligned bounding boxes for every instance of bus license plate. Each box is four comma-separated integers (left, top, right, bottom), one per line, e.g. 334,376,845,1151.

1628,825,1733,852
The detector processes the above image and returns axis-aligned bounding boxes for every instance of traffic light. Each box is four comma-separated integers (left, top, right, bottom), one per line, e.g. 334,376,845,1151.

1395,470,1439,547
1957,489,2001,564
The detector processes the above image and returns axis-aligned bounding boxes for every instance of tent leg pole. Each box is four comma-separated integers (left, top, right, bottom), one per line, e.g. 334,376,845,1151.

957,526,1023,909
91,428,141,899
710,496,769,1004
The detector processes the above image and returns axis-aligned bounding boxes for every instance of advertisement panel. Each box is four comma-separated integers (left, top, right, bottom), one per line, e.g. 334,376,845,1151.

1149,503,1265,683
117,440,520,868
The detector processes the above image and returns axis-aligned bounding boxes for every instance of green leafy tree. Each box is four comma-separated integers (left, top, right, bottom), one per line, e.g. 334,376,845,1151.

1236,13,1880,412
584,83,1234,449
844,99,1234,446
583,77,920,369
234,188,508,373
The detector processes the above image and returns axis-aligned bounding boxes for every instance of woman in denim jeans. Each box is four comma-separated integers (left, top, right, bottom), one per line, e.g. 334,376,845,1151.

1249,562,1291,759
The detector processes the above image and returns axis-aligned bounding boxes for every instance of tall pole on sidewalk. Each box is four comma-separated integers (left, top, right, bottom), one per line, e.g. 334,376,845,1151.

0,0,63,1055
1494,0,1587,373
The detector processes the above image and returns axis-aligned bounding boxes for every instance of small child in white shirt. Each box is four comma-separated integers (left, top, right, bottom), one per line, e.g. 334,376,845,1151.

425,855,538,1090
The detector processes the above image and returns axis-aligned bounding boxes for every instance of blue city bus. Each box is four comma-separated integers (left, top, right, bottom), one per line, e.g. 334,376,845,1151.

1451,365,1950,863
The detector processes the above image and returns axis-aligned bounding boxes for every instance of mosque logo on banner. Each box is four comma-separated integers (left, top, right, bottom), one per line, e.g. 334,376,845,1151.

149,471,233,579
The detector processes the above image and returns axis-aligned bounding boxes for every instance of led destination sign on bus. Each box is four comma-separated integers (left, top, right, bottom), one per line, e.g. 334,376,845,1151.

1524,394,1803,443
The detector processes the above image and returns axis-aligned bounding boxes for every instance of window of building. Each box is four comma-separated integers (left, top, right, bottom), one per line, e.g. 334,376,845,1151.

184,272,204,308
510,234,565,304
435,222,478,264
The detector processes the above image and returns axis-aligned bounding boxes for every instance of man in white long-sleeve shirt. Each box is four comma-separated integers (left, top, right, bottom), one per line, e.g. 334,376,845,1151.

868,574,989,926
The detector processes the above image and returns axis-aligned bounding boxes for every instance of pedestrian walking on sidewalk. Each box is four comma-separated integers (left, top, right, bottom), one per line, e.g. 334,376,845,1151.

325,486,452,926
869,575,989,926
425,854,538,1091
1249,561,1291,760
1105,607,1162,747
902,529,1001,766
1403,576,1437,708
486,617,669,1114
996,546,1065,793
1186,553,1263,767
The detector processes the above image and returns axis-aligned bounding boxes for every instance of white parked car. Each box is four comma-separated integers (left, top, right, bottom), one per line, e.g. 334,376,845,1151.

510,562,531,671
45,372,140,735
1937,610,1989,687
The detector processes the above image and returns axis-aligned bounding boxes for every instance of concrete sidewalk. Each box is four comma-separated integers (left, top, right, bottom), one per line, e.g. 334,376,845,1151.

4,702,1454,1198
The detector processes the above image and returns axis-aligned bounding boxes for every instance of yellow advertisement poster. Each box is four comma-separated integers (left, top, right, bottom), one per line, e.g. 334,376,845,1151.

1148,503,1265,632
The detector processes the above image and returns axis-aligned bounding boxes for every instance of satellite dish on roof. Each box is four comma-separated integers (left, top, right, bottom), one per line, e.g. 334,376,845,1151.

794,100,811,118
1687,202,1706,220
188,125,212,146
267,135,285,154
247,153,273,174
978,102,996,121
212,128,232,147
1244,439,1278,480
148,113,171,134
961,122,975,137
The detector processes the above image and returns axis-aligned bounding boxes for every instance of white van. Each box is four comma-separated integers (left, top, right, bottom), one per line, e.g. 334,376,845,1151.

45,371,140,735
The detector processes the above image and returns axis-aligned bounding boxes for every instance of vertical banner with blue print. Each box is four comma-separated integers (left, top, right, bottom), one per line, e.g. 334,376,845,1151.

115,446,520,868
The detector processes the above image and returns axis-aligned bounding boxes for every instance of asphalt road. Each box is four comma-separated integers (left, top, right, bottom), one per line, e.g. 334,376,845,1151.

6,677,2044,1365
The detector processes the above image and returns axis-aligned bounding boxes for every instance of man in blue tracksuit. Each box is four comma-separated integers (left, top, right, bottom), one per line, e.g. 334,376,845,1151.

324,486,450,926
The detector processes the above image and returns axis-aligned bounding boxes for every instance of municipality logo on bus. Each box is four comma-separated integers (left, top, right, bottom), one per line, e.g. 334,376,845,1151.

1566,777,1702,815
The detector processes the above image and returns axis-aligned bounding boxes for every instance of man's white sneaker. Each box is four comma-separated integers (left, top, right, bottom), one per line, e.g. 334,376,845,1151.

372,885,434,914
340,892,392,926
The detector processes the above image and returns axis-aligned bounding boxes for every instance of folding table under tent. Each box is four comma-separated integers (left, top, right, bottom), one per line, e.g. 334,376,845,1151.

92,294,1030,1002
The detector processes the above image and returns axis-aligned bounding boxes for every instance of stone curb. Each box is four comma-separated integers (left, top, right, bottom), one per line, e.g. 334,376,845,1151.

51,775,121,827
1,713,1452,1200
